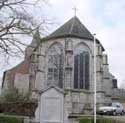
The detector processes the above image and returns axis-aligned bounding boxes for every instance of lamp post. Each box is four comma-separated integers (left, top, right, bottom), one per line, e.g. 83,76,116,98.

93,34,96,123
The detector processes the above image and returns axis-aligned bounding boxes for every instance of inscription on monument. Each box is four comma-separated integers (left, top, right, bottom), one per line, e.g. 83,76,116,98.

40,88,64,123
42,97,61,122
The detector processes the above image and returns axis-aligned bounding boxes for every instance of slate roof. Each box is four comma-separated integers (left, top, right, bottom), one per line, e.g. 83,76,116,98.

44,16,93,40
42,16,104,51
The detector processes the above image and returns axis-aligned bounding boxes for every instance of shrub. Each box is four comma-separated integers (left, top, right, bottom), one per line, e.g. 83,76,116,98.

0,114,24,123
0,88,32,103
0,88,37,116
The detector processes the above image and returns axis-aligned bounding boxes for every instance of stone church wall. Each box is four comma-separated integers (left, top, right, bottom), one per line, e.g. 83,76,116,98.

14,73,29,92
38,37,95,91
25,36,107,101
2,59,30,90
33,37,107,112
64,90,93,114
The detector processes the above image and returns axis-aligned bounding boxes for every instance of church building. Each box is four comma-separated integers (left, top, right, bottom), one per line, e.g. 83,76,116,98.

2,16,118,122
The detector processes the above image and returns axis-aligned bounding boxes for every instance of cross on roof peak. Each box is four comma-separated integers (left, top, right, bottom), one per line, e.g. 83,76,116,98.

72,6,78,16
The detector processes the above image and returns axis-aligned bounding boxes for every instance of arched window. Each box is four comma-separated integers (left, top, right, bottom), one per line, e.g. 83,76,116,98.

74,45,90,89
47,43,63,88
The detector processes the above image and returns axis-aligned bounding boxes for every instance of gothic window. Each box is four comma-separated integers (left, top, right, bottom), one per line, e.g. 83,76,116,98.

74,46,90,89
47,44,63,88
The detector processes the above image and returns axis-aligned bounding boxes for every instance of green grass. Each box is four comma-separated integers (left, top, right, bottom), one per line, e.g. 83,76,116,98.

78,116,113,123
0,114,24,123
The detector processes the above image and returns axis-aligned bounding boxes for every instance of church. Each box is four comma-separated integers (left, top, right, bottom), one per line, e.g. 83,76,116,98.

2,16,118,122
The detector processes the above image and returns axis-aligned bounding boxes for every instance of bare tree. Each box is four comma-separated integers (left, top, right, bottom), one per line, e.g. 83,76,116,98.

0,0,48,59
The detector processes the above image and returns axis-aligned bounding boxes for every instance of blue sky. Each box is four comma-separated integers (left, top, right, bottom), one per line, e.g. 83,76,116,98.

0,0,125,87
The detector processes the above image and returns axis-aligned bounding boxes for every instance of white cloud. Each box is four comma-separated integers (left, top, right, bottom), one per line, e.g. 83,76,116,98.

104,0,125,25
97,25,125,86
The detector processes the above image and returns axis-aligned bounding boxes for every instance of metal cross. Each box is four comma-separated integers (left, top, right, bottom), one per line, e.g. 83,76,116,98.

72,6,78,16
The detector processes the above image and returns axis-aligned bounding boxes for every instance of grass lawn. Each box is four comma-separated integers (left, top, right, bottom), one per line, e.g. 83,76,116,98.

78,116,113,123
0,114,24,123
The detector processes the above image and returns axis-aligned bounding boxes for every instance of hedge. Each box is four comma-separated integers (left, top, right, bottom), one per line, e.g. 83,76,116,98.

0,114,24,123
78,117,113,123
0,102,37,116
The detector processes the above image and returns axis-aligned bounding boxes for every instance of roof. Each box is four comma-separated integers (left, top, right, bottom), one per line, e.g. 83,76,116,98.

44,16,93,40
42,16,105,51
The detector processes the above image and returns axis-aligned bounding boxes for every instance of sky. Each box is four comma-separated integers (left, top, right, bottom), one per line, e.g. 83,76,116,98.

0,0,125,87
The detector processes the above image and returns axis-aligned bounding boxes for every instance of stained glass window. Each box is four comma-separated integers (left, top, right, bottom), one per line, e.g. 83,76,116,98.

74,46,90,89
47,44,63,88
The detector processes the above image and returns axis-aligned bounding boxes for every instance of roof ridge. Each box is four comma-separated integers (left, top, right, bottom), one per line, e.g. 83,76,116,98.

69,16,76,34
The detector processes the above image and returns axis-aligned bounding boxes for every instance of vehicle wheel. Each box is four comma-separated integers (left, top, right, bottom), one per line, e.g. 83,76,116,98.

121,111,123,116
113,111,116,116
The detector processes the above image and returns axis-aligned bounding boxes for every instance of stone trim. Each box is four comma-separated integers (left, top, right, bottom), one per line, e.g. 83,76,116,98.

65,89,105,94
37,54,45,57
36,70,44,73
96,54,103,57
103,63,109,65
96,70,103,73
103,77,110,79
65,67,72,70
64,89,91,94
65,50,73,53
